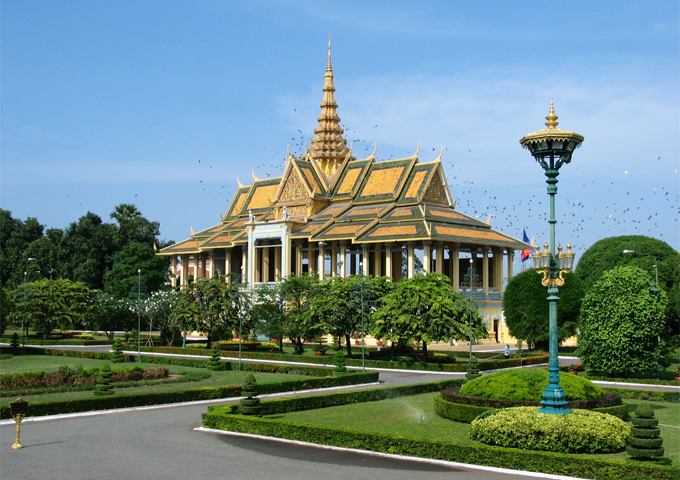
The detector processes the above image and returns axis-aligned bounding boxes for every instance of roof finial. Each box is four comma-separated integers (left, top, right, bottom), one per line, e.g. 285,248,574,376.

328,30,332,70
545,98,559,129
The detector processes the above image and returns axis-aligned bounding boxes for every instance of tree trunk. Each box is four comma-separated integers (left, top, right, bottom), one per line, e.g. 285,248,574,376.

292,336,304,355
422,341,428,362
206,334,212,349
345,334,352,356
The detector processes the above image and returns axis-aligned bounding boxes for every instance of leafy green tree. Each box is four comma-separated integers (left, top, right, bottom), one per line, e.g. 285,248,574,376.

59,211,118,290
503,270,584,350
89,291,136,340
307,275,393,356
0,209,46,289
279,273,323,355
577,266,670,377
105,242,169,299
575,235,679,332
10,278,90,339
251,283,286,353
372,272,487,361
176,277,242,348
143,289,182,346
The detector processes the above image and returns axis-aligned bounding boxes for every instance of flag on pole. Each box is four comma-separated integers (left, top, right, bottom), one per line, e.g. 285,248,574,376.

521,229,535,262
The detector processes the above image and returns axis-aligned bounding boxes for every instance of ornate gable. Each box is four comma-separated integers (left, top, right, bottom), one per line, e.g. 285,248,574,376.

278,166,311,203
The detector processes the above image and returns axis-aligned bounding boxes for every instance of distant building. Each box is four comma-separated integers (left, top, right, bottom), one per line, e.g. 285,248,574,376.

158,39,529,344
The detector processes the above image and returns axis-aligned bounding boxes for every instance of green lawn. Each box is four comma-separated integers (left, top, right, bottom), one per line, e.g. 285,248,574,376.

0,355,310,404
269,392,680,465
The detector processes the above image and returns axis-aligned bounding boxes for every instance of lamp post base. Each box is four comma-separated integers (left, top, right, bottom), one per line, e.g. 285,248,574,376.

538,383,572,414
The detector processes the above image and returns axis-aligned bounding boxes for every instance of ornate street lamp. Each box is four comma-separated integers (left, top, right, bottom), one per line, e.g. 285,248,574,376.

520,99,584,414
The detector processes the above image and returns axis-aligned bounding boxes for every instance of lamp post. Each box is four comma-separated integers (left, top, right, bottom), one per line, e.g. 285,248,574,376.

359,261,365,372
623,249,661,378
137,269,141,363
462,258,478,362
520,99,583,415
22,258,37,345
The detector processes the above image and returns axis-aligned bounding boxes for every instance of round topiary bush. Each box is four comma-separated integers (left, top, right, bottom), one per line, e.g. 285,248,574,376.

470,407,630,453
459,369,603,401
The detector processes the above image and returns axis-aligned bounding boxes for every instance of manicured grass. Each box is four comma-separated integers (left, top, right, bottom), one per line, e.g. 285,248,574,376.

269,392,680,465
0,355,310,404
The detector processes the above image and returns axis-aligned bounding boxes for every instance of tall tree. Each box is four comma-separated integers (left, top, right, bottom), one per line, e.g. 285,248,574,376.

251,283,286,353
577,266,671,377
503,270,584,350
0,209,46,289
575,235,679,333
10,278,90,339
372,273,487,361
88,291,136,340
143,289,182,346
176,277,242,348
279,273,323,355
59,212,117,290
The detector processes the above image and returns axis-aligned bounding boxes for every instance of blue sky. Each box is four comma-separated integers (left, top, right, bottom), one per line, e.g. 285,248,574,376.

2,1,678,269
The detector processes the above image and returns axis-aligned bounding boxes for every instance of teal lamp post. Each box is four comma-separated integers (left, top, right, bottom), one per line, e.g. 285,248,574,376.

520,100,583,414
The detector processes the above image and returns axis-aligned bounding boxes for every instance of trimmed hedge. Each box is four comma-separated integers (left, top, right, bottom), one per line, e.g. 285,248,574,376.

603,387,680,403
202,398,679,480
442,386,623,410
0,370,379,420
434,394,629,423
588,375,680,387
211,378,465,417
459,369,605,401
469,407,631,454
133,345,549,372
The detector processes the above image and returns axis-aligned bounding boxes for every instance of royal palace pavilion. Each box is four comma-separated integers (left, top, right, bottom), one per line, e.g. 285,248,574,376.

158,40,530,344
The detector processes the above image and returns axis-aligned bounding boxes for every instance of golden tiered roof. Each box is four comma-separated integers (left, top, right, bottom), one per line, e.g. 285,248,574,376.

159,42,527,257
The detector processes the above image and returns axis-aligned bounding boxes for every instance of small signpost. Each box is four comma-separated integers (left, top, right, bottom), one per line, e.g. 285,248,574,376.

9,397,28,449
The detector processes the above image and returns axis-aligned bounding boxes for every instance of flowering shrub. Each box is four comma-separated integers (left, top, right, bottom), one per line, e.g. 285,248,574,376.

469,406,630,453
1,365,168,391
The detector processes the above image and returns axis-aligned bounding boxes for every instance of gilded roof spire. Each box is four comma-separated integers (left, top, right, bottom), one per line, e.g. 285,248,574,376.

545,98,559,129
309,34,350,182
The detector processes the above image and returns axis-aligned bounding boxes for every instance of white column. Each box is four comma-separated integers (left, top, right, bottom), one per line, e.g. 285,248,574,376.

171,257,177,287
407,243,415,278
362,245,369,276
452,246,460,291
207,252,213,279
339,242,347,278
435,243,443,274
385,243,393,281
422,242,431,274
482,248,489,295
225,249,232,283
331,242,338,277
374,243,382,277
507,248,514,283
317,243,325,280
295,241,303,275
180,255,189,287
274,246,281,281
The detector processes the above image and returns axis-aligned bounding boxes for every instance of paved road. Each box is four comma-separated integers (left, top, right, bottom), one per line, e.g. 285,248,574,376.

1,372,576,480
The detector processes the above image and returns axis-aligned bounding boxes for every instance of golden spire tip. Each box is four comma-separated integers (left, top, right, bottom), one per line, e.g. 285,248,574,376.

545,98,558,129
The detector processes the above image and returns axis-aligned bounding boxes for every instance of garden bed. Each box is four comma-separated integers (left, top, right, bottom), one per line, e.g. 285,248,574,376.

202,382,680,480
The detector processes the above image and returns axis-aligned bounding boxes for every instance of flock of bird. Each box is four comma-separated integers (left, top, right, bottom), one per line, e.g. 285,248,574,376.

59,110,678,259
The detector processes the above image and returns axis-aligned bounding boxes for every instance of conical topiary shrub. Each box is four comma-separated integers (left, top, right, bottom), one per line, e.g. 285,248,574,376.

94,363,114,396
10,332,20,350
110,338,125,363
332,350,347,374
466,356,482,381
627,403,664,459
207,343,223,370
239,373,261,415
